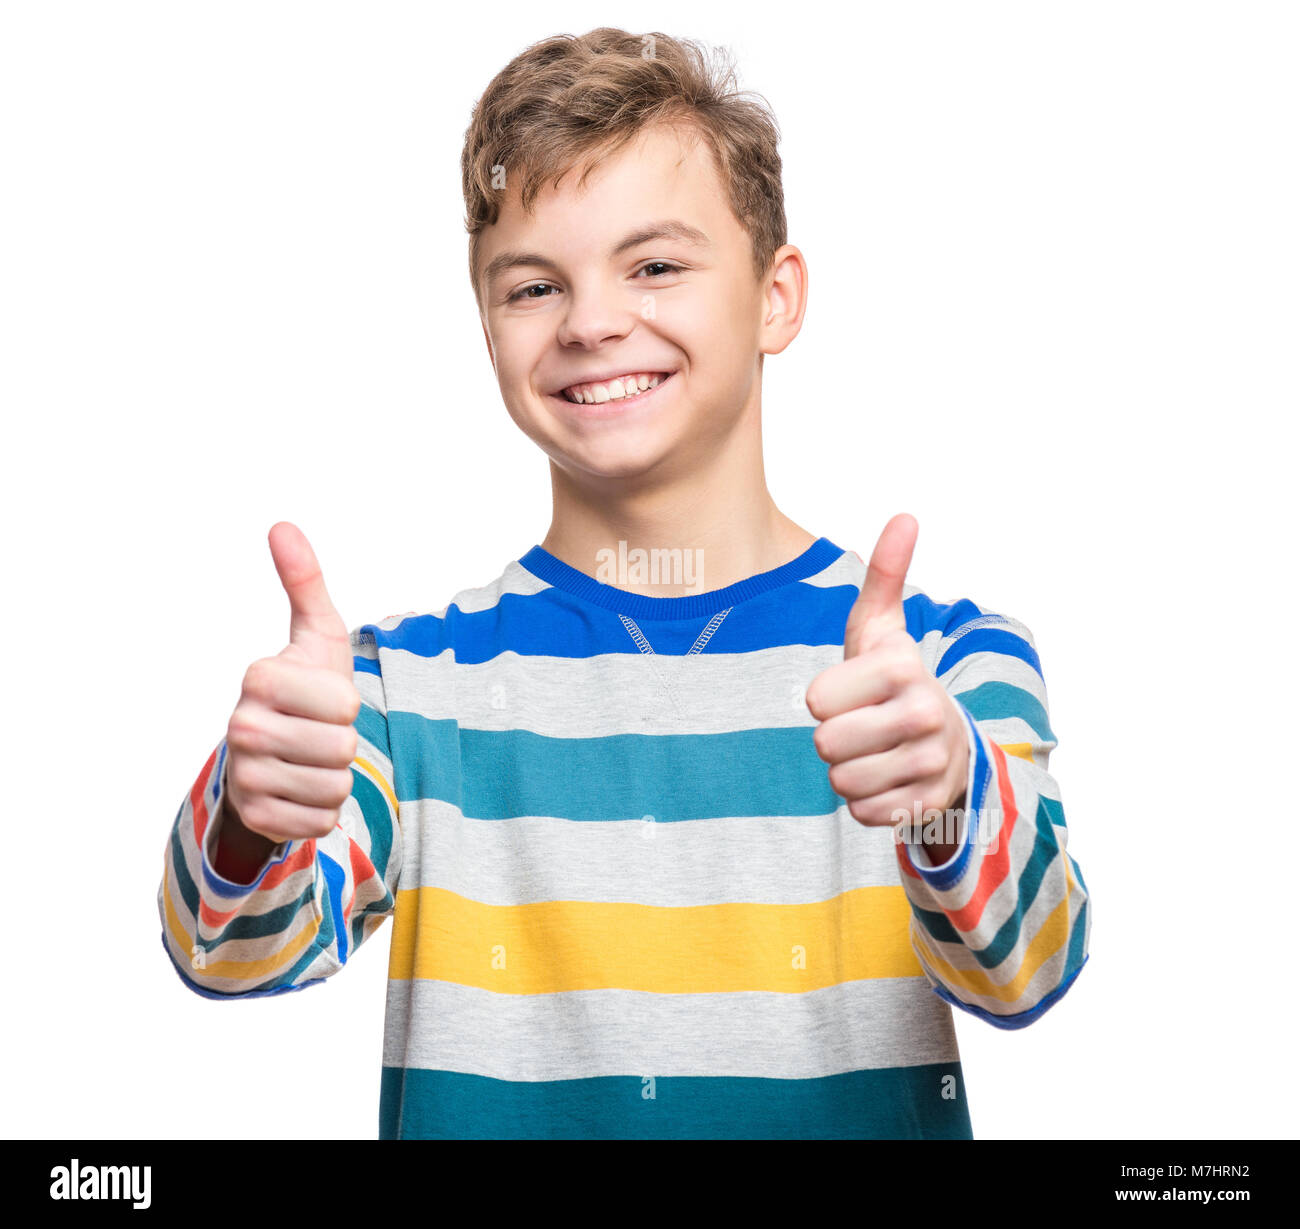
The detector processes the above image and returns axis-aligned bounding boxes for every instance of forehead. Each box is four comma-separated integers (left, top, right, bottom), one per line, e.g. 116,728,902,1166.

480,123,733,280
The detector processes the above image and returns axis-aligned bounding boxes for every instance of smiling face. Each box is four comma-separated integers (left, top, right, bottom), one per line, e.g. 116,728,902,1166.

476,122,782,484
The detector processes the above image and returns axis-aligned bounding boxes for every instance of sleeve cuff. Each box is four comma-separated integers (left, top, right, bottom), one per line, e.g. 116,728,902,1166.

901,692,984,882
199,750,296,899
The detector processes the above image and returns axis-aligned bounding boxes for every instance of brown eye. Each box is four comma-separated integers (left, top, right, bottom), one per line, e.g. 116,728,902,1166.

638,262,682,278
508,282,557,303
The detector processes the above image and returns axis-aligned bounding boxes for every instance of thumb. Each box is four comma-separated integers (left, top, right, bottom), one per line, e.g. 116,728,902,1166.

844,512,918,659
268,522,354,678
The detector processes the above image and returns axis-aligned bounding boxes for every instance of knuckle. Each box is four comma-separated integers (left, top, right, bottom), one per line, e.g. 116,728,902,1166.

827,762,852,797
811,723,834,762
240,797,272,831
228,754,259,794
226,712,265,755
903,693,943,739
881,655,911,691
329,767,354,806
328,677,359,725
242,659,273,700
914,742,948,778
919,693,946,732
336,725,359,764
919,785,948,814
848,797,880,825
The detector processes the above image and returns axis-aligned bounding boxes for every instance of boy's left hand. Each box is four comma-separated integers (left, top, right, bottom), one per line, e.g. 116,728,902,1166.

805,514,970,827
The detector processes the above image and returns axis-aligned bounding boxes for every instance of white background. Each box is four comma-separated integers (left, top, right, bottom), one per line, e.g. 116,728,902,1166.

2,0,1295,1140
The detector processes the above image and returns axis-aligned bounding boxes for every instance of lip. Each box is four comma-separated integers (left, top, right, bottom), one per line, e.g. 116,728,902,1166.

547,371,677,420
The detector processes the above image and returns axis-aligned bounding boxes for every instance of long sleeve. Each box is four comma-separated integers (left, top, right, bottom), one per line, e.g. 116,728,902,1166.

894,595,1091,1028
157,625,402,998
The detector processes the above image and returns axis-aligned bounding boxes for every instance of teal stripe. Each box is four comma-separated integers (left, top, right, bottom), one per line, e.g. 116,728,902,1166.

167,816,201,919
1066,898,1088,975
356,701,391,759
379,1063,972,1140
252,928,330,993
169,791,322,947
909,797,1063,969
348,764,397,949
352,766,395,878
388,715,838,821
953,680,1055,745
202,881,317,947
1040,794,1065,828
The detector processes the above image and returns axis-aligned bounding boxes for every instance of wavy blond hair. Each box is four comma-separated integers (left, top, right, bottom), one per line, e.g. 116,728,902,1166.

460,27,787,311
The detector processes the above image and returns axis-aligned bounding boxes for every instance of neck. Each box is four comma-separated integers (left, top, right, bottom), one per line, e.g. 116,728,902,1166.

539,408,816,598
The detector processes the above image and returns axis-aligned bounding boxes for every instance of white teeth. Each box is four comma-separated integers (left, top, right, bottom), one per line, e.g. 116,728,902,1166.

560,371,671,403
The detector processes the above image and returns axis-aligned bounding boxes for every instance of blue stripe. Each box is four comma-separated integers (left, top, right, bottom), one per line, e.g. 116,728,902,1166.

904,593,988,641
517,537,846,620
929,953,1089,1030
937,628,1043,681
359,579,867,663
379,1063,972,1140
199,740,298,900
354,565,1032,670
907,707,990,892
319,852,348,965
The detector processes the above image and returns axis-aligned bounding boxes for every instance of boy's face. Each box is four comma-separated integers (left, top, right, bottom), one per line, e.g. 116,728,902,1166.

476,122,787,483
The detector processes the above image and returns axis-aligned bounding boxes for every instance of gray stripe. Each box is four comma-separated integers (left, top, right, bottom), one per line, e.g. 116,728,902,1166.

364,642,888,736
381,975,959,1079
398,803,909,905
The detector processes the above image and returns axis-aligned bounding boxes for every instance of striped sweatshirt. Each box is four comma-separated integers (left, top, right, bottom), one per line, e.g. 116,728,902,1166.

157,535,1091,1139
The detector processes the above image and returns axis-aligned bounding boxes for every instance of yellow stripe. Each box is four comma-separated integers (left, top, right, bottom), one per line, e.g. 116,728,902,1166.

909,877,1072,1006
355,754,399,820
998,742,1035,763
162,860,321,983
388,885,923,992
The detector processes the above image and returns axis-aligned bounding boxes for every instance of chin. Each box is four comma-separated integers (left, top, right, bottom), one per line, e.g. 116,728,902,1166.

547,434,682,483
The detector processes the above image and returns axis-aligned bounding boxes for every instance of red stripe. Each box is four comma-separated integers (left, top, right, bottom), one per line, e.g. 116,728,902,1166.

188,746,219,850
896,838,922,878
345,841,373,921
893,738,1022,937
198,839,317,929
942,740,1019,932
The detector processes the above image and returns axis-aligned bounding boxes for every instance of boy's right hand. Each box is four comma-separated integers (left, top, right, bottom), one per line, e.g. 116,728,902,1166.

223,522,361,845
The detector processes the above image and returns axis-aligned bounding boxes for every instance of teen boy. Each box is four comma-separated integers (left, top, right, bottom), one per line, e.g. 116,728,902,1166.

158,27,1090,1139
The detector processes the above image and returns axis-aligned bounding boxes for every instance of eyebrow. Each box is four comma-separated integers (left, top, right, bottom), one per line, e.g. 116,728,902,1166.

482,219,713,291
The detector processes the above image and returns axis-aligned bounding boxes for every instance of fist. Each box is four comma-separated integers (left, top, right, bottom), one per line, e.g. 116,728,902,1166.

224,522,362,844
805,514,969,828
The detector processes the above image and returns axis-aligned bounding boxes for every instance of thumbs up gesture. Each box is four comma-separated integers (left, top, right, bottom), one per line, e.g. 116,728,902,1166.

805,514,969,832
223,523,362,846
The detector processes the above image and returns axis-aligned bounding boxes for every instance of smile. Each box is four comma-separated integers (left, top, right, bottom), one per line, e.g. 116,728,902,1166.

549,371,677,419
559,371,672,404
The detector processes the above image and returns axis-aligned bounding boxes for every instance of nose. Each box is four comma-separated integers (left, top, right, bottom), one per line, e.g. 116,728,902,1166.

554,279,638,349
